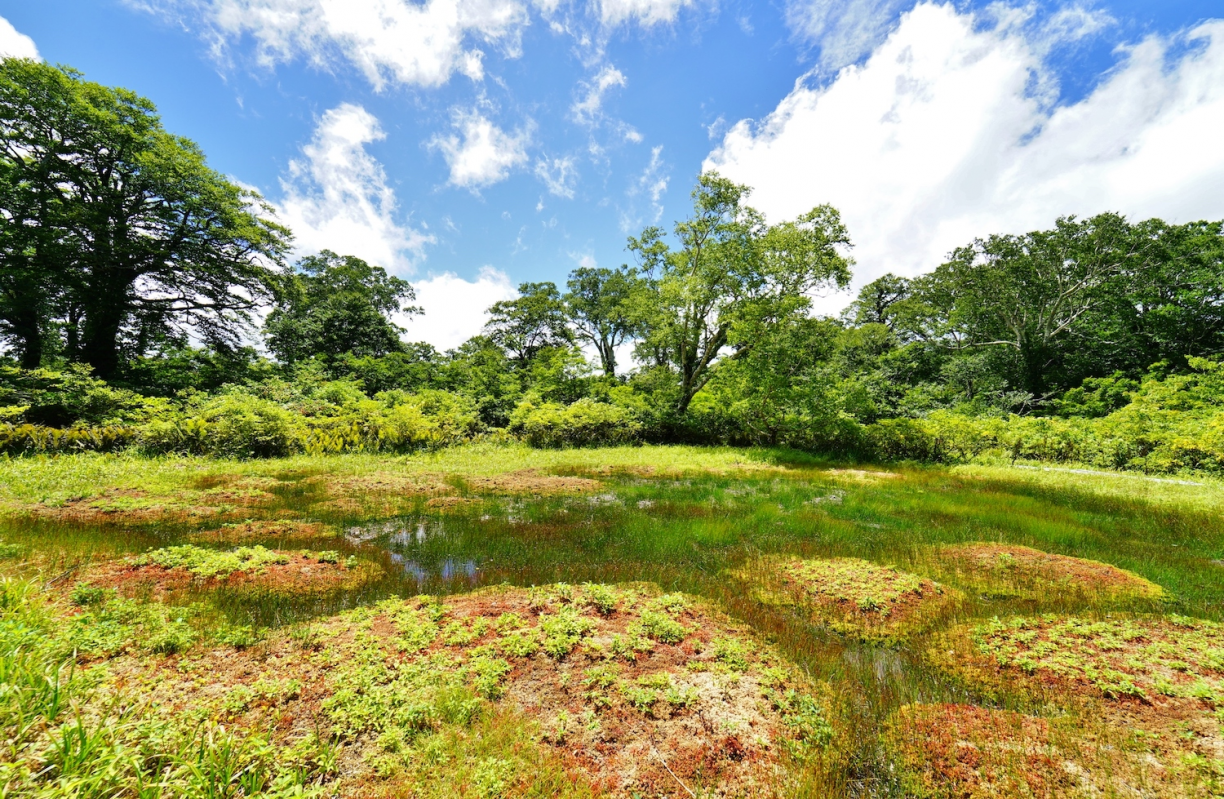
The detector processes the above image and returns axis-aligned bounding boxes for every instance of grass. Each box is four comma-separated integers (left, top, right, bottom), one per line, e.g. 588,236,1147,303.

1,443,1223,796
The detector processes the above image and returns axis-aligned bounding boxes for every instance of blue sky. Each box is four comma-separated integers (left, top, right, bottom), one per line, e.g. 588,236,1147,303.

2,0,1222,348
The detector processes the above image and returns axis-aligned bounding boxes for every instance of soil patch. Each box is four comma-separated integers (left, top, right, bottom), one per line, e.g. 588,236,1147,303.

106,583,833,797
743,557,959,641
189,520,338,544
464,469,602,496
939,543,1165,601
87,546,378,598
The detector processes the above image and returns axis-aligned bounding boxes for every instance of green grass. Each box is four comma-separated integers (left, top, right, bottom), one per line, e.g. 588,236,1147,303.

2,443,1223,796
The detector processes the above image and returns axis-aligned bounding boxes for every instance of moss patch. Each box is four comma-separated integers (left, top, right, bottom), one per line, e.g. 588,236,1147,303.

106,583,831,797
188,519,339,544
929,615,1224,796
462,469,602,496
88,545,379,597
881,703,1214,799
745,557,959,641
939,543,1165,602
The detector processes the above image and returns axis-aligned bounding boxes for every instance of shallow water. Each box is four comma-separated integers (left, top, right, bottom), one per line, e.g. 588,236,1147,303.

2,465,1219,795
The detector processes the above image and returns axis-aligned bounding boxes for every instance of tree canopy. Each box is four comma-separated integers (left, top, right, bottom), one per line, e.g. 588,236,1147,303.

263,251,418,366
0,58,289,378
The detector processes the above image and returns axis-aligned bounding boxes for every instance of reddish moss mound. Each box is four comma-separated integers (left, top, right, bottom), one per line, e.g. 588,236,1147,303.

884,704,1072,798
463,469,602,496
745,557,959,641
939,543,1165,601
88,550,378,598
113,583,832,797
928,615,1224,796
189,520,338,544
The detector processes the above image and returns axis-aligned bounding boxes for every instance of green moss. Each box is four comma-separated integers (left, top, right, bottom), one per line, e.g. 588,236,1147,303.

133,544,290,578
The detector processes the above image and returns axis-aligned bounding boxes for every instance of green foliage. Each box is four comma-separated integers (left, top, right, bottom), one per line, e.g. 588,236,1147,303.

0,60,289,379
510,396,641,448
132,545,292,579
263,251,419,366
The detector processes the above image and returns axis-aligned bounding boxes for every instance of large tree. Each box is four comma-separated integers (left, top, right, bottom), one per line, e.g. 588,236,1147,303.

484,282,573,365
629,172,853,414
0,59,290,378
563,265,643,376
263,251,419,366
920,214,1157,396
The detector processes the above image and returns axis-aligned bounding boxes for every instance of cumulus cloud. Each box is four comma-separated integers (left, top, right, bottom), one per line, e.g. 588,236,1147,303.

135,0,527,89
431,108,532,190
0,15,39,59
707,3,1224,313
278,103,432,272
398,266,516,349
571,65,626,124
535,156,578,198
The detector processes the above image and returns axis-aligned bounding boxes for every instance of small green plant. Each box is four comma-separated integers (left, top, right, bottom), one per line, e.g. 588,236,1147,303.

633,610,686,644
583,583,618,615
539,606,594,659
133,545,289,579
69,583,108,607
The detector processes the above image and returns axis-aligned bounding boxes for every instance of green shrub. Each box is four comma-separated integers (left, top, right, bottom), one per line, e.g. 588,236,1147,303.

142,393,303,458
509,397,642,448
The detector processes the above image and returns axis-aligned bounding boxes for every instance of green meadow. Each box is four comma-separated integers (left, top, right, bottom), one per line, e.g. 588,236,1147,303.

2,445,1221,797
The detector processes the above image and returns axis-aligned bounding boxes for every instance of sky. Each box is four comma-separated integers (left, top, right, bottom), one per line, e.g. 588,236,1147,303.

1,0,1222,348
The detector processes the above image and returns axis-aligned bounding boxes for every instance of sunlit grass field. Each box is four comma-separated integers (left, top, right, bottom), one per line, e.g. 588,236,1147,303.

1,444,1222,797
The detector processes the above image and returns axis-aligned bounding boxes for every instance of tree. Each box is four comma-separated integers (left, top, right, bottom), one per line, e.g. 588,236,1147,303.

563,265,643,376
922,214,1155,396
844,273,911,329
484,282,573,364
263,251,419,366
0,59,290,378
629,172,852,414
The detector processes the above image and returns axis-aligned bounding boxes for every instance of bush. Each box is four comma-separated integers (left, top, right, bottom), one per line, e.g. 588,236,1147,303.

142,393,303,458
509,397,642,448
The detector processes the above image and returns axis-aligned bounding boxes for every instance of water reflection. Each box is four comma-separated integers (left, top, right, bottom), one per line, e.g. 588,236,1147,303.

386,553,479,584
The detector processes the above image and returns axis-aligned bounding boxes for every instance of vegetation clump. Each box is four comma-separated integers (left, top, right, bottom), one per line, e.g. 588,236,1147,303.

928,615,1224,796
938,542,1165,602
89,545,377,597
749,557,959,641
55,581,832,796
881,703,1172,799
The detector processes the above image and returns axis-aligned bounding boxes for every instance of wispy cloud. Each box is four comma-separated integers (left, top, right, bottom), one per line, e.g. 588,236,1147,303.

571,65,627,124
534,156,578,198
131,0,528,89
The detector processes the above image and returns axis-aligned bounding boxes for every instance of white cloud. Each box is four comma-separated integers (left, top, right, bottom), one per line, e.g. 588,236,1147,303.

784,0,910,71
597,0,692,27
0,15,39,59
278,103,432,272
138,0,527,89
431,108,532,189
398,266,516,349
620,144,669,231
707,3,1224,313
535,156,578,198
571,65,626,124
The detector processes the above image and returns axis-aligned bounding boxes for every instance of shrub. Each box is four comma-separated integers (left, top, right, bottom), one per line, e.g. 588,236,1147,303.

142,393,303,458
510,397,642,448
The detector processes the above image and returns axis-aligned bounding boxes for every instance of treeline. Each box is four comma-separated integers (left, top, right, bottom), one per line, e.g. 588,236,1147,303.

2,60,1223,474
